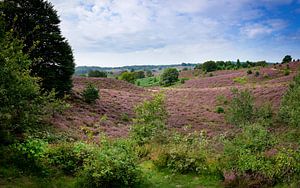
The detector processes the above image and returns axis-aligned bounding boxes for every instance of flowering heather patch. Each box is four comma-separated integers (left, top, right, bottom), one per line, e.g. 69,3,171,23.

49,62,300,139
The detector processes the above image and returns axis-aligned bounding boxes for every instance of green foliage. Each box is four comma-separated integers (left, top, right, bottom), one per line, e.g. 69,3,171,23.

0,32,62,139
280,73,300,127
284,68,291,76
119,71,136,84
82,84,99,104
215,106,225,114
255,71,260,77
247,69,253,74
216,95,228,105
180,78,189,84
194,64,202,70
121,113,130,122
46,142,94,175
130,93,167,145
226,89,254,126
154,132,219,175
88,70,107,78
134,71,146,79
256,60,268,67
255,103,273,125
233,76,247,84
135,77,160,87
146,70,154,77
11,139,48,175
222,123,300,185
282,55,292,64
1,0,75,96
160,68,179,86
202,61,217,72
78,140,142,188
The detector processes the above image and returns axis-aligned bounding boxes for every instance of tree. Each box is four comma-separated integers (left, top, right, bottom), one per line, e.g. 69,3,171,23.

146,70,153,77
0,31,61,142
0,0,75,96
88,70,107,78
119,72,136,84
282,55,292,64
134,71,145,79
194,64,202,70
236,59,241,68
202,61,217,72
255,61,267,67
160,68,179,86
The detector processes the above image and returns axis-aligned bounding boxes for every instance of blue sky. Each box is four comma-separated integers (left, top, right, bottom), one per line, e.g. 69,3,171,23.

49,0,300,67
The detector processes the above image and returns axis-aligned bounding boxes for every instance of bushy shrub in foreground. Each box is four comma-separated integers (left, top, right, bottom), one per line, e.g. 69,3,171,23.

221,123,300,186
77,140,142,188
226,89,273,127
154,131,220,176
130,93,167,145
46,142,94,175
225,89,254,126
10,139,48,175
280,73,300,127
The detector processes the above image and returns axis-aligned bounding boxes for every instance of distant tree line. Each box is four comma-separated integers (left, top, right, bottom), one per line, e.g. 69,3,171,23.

195,60,268,72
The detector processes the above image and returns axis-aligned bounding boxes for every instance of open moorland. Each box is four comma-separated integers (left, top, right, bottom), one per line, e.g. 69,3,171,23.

52,61,300,139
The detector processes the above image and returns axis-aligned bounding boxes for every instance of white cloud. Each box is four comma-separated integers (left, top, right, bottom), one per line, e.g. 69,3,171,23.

240,19,287,38
47,0,295,66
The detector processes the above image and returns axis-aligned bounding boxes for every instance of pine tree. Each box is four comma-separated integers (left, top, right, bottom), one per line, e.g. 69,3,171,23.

0,0,75,96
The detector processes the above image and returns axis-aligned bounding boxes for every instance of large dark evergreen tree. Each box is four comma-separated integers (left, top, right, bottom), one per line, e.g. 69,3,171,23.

0,0,75,96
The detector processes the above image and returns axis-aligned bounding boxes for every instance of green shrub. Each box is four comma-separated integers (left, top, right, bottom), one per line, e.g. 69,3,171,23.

284,68,291,76
255,71,260,77
233,76,247,84
46,142,94,175
216,95,228,105
279,73,300,127
221,124,274,182
222,123,300,186
119,71,136,83
121,113,130,122
247,69,253,74
78,140,142,187
0,32,61,138
215,106,225,114
160,68,179,86
88,70,107,78
255,103,273,126
130,93,167,145
154,132,218,175
208,72,214,77
82,84,99,104
11,139,48,175
180,78,189,84
226,89,254,126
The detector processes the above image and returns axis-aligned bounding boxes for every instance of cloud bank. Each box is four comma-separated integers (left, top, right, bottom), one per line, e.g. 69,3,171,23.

49,0,300,66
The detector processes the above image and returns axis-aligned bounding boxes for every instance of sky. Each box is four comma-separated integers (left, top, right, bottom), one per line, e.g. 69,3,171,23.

48,0,300,67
